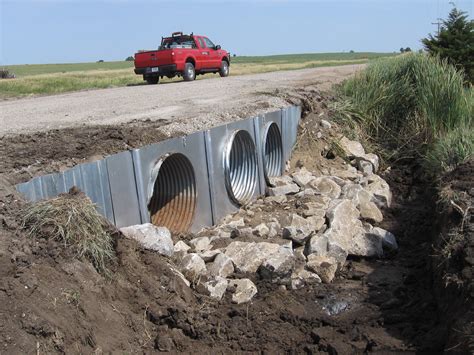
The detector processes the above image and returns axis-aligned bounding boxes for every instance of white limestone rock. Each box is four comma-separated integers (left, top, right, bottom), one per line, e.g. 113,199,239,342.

120,223,174,257
229,279,258,304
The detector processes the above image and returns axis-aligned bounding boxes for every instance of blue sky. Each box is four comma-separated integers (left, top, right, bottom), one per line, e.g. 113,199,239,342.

1,0,473,65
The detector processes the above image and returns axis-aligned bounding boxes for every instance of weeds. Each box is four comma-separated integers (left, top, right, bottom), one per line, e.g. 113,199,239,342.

22,190,115,274
333,53,473,176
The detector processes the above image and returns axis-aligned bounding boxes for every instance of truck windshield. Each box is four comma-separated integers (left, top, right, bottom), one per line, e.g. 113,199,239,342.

160,36,196,50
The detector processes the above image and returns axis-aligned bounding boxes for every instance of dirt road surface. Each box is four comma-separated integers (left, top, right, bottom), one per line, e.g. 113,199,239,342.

0,65,363,137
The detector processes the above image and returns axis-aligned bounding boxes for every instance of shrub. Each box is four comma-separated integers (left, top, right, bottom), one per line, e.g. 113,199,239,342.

0,68,15,79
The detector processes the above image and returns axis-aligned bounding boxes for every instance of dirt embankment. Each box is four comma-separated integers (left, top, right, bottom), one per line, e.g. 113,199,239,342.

0,90,472,353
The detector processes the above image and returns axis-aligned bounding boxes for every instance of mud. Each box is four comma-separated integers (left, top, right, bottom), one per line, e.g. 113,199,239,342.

0,92,472,353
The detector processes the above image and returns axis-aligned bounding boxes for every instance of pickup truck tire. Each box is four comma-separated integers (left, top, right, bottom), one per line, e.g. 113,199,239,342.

145,76,159,85
219,61,229,77
183,63,196,81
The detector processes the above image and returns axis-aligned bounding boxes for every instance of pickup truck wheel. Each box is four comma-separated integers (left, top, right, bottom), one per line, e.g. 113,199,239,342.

219,61,229,77
146,76,159,85
183,63,196,81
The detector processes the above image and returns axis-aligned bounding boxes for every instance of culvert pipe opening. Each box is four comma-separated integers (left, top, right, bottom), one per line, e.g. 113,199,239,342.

148,153,197,234
263,122,283,184
224,130,258,205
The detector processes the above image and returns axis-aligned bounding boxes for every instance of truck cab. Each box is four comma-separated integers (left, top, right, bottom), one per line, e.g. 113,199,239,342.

134,32,230,84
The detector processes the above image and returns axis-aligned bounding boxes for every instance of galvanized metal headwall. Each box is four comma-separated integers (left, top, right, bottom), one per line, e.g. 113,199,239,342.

16,106,301,232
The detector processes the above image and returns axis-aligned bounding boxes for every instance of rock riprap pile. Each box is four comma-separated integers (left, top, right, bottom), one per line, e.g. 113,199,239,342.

120,137,397,304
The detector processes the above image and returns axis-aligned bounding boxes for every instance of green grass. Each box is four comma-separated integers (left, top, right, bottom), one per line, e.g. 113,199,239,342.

0,52,395,98
333,53,473,175
4,61,135,77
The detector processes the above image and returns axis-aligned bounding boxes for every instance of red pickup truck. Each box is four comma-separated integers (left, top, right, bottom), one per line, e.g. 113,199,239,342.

134,32,230,84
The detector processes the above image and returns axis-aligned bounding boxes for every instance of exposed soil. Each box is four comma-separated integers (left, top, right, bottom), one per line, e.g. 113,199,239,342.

0,90,472,353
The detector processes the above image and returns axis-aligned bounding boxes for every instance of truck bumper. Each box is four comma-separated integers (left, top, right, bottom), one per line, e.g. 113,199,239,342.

134,64,177,76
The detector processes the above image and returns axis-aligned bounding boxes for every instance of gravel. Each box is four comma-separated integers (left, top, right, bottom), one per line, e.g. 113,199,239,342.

0,64,363,137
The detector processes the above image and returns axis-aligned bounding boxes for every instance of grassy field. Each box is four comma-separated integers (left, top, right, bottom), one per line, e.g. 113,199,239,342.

0,52,395,98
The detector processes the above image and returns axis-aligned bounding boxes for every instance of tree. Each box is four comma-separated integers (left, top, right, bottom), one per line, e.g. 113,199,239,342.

400,47,405,53
125,56,134,61
404,47,412,52
422,7,474,83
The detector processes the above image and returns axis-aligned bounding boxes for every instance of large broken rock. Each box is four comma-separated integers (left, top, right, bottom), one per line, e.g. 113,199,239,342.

308,177,341,199
282,213,323,245
120,223,174,256
291,268,322,290
306,255,338,283
362,153,380,172
259,247,295,280
208,253,234,278
324,199,363,250
180,253,206,281
369,227,398,252
365,174,392,208
348,231,383,258
267,176,300,196
307,235,329,256
300,196,331,217
339,137,365,158
224,241,280,273
229,279,258,304
342,184,383,223
196,276,228,301
292,167,315,188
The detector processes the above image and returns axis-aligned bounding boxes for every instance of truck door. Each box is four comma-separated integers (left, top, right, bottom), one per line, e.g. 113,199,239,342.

203,37,220,69
196,36,210,69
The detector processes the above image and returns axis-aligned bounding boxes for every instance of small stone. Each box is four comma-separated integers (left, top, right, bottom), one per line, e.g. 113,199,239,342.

189,237,211,252
198,249,221,262
267,221,281,238
320,119,332,130
339,137,365,158
253,223,270,237
291,268,322,290
292,167,315,188
196,276,228,301
208,253,234,278
120,223,174,256
356,159,373,175
363,153,379,172
265,195,288,204
229,279,258,304
267,182,300,196
294,246,307,262
308,177,342,199
306,255,338,283
174,241,190,253
180,253,207,281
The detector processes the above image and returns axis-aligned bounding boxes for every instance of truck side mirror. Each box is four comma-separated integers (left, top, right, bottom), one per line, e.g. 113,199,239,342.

215,45,221,50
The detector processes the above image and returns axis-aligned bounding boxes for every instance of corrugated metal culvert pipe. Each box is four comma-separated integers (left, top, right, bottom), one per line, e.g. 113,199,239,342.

224,130,258,205
262,122,283,184
148,153,197,233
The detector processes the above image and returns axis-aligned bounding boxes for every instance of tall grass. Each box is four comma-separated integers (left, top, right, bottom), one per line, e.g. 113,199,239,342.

334,53,473,174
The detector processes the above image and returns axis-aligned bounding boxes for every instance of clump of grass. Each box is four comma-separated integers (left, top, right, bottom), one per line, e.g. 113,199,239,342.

334,53,473,175
22,190,115,274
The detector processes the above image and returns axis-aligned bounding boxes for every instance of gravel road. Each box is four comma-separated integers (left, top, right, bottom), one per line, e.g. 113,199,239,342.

0,64,363,137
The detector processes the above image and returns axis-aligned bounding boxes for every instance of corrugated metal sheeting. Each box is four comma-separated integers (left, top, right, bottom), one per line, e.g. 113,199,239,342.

16,106,301,232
